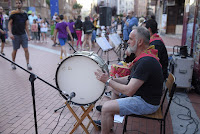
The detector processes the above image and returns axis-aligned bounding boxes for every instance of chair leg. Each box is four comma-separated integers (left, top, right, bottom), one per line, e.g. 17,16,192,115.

160,121,163,134
123,116,128,134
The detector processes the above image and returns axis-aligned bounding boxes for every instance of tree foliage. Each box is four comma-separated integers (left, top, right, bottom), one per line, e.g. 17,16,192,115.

46,0,50,7
73,2,83,9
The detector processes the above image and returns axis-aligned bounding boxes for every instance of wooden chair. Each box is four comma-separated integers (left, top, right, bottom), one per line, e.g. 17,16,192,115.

123,73,176,134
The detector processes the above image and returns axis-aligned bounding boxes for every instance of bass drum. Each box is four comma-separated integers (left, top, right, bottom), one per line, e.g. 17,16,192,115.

55,51,109,106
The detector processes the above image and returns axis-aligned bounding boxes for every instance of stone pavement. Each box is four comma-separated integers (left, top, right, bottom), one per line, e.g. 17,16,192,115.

0,35,199,134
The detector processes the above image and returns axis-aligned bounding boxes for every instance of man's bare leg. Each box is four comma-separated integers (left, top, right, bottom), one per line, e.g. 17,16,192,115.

23,48,29,64
1,42,5,54
12,49,17,62
101,100,120,134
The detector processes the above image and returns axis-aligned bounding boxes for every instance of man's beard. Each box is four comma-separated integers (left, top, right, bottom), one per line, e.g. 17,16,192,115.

128,39,138,54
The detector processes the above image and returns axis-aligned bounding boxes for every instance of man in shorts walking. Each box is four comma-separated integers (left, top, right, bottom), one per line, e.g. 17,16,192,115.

8,0,32,70
0,6,6,55
94,27,164,134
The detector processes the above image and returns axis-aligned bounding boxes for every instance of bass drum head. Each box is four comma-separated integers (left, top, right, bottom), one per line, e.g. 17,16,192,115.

56,55,105,105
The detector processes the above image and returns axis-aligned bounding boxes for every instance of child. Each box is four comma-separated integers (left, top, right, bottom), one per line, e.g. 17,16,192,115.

40,19,48,42
31,19,38,42
50,20,57,46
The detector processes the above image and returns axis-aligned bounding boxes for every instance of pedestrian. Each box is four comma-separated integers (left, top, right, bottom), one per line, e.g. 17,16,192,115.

82,16,94,51
31,19,38,42
110,16,117,34
28,12,37,26
40,19,48,43
28,12,37,40
123,10,138,48
138,17,145,26
53,15,73,59
75,15,83,50
3,11,9,40
8,0,32,70
0,6,6,55
36,14,42,42
50,20,57,46
91,14,98,47
52,12,58,22
121,12,127,35
67,19,76,49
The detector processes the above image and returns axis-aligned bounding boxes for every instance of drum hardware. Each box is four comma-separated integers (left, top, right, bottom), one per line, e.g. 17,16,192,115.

0,54,68,134
68,42,77,53
54,51,109,133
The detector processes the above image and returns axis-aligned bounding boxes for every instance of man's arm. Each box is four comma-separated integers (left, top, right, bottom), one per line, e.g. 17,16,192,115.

25,20,31,40
128,18,138,28
109,77,144,96
66,26,73,41
113,76,129,84
8,19,14,40
0,29,5,34
95,70,144,97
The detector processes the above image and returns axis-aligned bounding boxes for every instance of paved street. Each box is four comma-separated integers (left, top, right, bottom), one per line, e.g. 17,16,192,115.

0,34,200,134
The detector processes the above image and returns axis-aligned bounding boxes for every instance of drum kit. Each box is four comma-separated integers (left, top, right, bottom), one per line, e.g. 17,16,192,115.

55,51,109,133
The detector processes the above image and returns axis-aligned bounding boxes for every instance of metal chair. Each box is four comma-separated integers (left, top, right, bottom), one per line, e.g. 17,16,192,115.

123,73,176,134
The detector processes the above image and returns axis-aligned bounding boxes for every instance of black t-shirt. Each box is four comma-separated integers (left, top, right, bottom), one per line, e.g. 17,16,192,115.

150,40,168,80
128,56,164,105
9,11,28,35
75,19,82,30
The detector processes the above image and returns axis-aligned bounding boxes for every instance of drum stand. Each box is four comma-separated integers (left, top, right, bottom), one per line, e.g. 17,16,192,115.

55,102,99,134
0,54,68,134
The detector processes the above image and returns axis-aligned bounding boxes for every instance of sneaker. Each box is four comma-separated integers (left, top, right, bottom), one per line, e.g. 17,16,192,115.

11,63,16,70
93,120,101,127
27,64,32,70
52,43,56,47
104,91,112,98
96,105,102,112
1,52,5,56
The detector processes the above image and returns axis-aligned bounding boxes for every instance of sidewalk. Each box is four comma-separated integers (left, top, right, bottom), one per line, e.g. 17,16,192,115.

0,35,199,134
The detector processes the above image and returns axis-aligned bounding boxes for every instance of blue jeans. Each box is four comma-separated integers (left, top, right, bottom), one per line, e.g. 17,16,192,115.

117,96,159,116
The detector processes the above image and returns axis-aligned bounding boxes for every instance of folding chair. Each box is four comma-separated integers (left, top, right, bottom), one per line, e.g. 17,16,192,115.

123,73,176,134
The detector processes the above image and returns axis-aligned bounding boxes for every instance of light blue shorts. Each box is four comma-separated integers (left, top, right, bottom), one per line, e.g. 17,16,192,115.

58,38,67,46
116,96,159,116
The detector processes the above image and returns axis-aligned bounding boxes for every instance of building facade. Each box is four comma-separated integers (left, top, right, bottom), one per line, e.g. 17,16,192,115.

0,0,50,19
0,0,76,21
134,0,148,17
150,0,185,35
97,0,135,15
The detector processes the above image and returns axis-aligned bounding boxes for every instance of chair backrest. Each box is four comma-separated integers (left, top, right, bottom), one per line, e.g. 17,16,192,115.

163,73,176,119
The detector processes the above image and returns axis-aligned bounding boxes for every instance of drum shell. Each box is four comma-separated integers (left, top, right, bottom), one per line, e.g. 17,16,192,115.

55,51,108,106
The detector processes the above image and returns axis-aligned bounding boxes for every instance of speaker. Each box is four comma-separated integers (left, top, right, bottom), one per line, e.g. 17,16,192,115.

99,7,112,26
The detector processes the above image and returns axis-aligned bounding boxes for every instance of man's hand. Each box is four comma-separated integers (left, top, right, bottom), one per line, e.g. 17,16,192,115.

28,36,31,41
94,69,109,83
0,30,5,34
122,17,126,22
9,33,14,40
